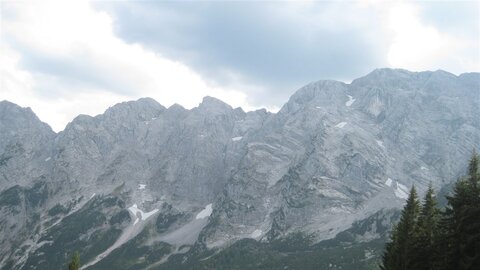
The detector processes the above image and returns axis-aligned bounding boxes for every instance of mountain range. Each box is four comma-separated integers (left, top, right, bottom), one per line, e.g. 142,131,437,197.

0,68,479,269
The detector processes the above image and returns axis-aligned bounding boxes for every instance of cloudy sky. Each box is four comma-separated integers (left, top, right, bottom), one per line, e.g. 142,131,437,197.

1,0,479,131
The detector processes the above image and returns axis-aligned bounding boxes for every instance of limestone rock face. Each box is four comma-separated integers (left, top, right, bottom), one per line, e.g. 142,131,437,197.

0,101,55,190
0,69,479,269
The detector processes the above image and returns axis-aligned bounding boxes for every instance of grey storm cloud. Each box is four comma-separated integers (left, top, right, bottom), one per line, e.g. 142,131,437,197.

5,37,139,98
95,1,389,106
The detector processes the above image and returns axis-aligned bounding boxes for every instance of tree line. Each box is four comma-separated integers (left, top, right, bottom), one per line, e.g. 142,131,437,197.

381,151,480,270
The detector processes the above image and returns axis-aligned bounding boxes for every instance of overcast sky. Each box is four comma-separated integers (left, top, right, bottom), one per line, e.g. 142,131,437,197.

1,0,479,131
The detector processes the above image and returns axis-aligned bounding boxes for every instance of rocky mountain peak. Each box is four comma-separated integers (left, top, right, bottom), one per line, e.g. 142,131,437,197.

197,96,233,114
351,68,414,86
0,101,52,131
459,72,480,81
350,68,460,90
0,100,54,150
168,103,185,111
103,97,165,119
280,80,347,114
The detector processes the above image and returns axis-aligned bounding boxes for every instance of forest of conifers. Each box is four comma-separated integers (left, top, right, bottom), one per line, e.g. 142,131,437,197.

381,152,480,270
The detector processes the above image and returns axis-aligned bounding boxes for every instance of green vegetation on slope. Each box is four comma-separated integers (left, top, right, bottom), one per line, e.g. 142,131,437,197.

23,195,129,270
86,224,172,270
155,213,399,270
381,151,480,270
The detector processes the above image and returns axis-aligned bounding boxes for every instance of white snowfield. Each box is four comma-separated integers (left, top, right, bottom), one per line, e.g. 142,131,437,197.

128,204,159,225
385,178,409,199
250,229,263,238
376,140,384,148
335,122,347,128
345,95,356,107
138,184,146,190
385,178,393,187
196,203,213,219
231,136,243,142
394,181,409,199
45,157,51,161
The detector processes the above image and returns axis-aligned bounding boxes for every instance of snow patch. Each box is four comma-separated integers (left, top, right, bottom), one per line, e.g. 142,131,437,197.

394,182,409,199
128,204,159,225
421,166,429,171
376,140,384,148
45,157,51,162
231,136,243,142
364,249,375,260
250,229,263,238
335,122,347,128
151,117,157,120
142,210,158,220
36,240,53,248
315,106,322,109
90,193,96,199
138,184,146,190
196,204,213,219
394,189,408,199
345,95,356,107
385,178,393,187
397,182,409,193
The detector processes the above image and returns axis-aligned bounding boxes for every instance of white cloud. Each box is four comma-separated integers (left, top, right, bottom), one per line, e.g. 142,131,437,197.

0,44,127,132
388,3,446,66
364,0,479,73
355,0,479,73
0,0,260,131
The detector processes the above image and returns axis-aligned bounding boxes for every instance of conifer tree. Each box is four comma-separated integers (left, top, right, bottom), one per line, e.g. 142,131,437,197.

459,151,480,269
412,183,439,270
435,178,468,270
467,150,479,192
435,151,479,270
382,151,480,270
380,224,399,270
433,210,454,270
397,186,420,270
68,252,80,270
380,185,420,270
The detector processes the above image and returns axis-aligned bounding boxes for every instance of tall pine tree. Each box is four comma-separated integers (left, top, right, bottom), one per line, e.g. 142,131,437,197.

380,224,399,270
380,185,420,270
412,183,439,270
68,252,80,270
438,151,480,270
459,151,480,269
